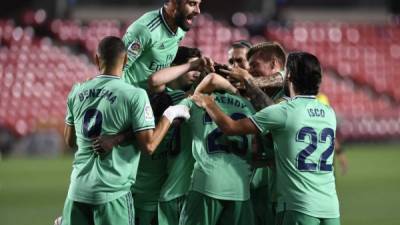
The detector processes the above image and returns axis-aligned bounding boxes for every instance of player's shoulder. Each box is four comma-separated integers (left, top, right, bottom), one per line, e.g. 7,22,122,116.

113,79,145,94
130,9,161,32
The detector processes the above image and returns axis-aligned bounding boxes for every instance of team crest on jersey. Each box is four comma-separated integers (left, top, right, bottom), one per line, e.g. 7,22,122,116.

144,104,154,122
128,40,141,57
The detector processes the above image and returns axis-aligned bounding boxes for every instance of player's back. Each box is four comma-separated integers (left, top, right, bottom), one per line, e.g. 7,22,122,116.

180,92,255,201
271,96,339,218
65,75,154,204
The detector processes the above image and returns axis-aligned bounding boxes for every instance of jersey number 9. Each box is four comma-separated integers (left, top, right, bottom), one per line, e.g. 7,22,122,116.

82,108,103,138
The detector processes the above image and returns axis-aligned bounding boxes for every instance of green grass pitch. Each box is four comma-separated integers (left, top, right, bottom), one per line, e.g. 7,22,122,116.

0,143,399,225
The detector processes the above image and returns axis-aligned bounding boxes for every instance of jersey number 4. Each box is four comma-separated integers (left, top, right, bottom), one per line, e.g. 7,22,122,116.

295,127,335,172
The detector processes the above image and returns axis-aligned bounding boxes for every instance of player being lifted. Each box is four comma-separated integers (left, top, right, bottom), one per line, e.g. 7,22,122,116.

122,0,203,89
121,1,203,223
193,52,341,225
59,36,190,225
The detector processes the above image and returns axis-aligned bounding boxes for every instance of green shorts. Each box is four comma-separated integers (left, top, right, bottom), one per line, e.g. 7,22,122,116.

61,192,134,225
250,186,276,225
179,191,255,225
276,210,340,225
135,207,157,225
158,195,186,225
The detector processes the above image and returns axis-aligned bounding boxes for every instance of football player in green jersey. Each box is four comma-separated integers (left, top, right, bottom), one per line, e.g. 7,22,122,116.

92,46,209,225
175,77,256,225
150,46,203,225
224,41,287,225
122,0,202,89
193,52,341,225
60,36,190,225
133,46,205,225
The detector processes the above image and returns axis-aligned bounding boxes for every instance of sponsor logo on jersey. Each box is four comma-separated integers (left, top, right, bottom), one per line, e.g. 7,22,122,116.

144,104,154,121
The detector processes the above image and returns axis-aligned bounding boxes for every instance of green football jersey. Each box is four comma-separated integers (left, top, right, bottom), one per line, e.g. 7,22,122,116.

159,88,195,202
250,95,339,218
64,75,155,205
251,81,286,194
132,146,168,211
179,93,255,201
159,120,195,202
132,88,187,209
122,8,186,89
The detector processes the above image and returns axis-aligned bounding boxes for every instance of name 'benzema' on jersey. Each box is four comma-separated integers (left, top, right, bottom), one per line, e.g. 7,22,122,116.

123,8,186,89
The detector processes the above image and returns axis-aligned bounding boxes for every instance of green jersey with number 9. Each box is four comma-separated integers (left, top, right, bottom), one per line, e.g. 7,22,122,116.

178,92,255,201
64,75,155,205
250,95,339,218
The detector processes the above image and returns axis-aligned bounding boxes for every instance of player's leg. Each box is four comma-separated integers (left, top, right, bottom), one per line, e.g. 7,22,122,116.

135,208,157,225
266,201,277,225
217,200,255,225
321,217,341,225
61,198,94,225
158,195,186,225
179,191,223,225
93,192,134,225
251,185,269,225
275,210,319,225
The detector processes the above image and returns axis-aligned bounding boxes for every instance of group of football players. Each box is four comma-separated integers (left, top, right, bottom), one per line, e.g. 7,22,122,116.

57,1,342,225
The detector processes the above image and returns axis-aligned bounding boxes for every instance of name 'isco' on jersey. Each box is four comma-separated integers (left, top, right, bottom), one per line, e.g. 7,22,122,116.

122,8,186,89
64,75,155,205
250,96,339,218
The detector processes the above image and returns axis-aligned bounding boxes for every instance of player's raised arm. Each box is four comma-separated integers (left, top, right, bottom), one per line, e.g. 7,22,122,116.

148,54,212,93
194,73,238,95
192,94,258,136
220,66,275,110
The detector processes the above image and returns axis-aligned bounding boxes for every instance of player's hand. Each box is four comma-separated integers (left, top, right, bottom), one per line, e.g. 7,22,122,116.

191,57,215,73
219,66,252,82
92,135,119,155
191,94,215,108
163,105,190,123
54,216,62,225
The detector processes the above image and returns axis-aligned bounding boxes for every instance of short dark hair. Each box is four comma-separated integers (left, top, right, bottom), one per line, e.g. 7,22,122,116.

230,40,252,49
286,52,322,95
172,46,202,65
97,36,126,68
247,41,286,66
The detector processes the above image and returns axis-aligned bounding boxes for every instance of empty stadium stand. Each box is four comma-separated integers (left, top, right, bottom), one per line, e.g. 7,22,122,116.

1,14,399,140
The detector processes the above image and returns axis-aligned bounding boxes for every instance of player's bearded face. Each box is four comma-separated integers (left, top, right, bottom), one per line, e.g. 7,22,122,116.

175,0,201,31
